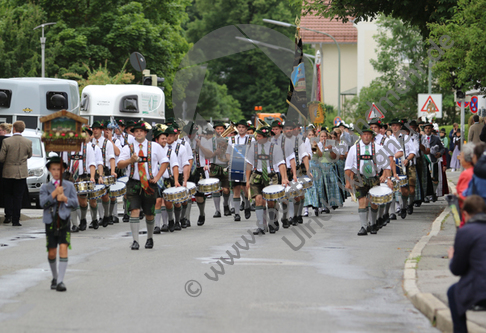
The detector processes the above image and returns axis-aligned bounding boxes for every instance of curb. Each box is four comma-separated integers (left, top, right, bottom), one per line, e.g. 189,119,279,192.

402,183,486,333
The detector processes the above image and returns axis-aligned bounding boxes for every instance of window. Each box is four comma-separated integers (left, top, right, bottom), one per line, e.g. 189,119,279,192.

24,137,43,157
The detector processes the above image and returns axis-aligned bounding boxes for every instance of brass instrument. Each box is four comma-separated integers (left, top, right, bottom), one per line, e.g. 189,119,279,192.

221,122,236,138
154,123,168,133
254,118,270,138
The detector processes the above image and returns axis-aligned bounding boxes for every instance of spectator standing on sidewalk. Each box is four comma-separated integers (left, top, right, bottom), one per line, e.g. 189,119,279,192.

450,123,459,151
468,115,483,144
440,128,451,168
0,121,32,226
448,195,486,333
451,129,462,171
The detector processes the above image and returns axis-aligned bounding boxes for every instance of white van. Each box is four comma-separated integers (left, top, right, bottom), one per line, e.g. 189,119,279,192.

21,128,48,207
0,77,80,130
80,84,165,125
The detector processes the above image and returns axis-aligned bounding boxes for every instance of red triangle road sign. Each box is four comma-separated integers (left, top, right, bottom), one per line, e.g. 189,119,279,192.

367,103,385,120
420,96,440,113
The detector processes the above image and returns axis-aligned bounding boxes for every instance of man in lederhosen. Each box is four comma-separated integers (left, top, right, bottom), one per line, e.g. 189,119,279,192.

345,125,392,236
63,127,98,232
118,121,169,250
152,127,179,233
226,119,253,221
90,121,116,228
164,126,190,231
199,121,231,217
400,121,419,216
104,122,123,223
177,123,195,227
422,122,447,201
245,126,288,235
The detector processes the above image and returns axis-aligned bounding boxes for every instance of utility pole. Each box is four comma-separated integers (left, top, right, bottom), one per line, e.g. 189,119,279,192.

33,22,57,78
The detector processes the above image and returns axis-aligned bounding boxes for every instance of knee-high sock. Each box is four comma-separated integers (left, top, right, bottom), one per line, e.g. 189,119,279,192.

98,199,103,217
181,203,188,221
293,199,300,218
358,208,368,229
390,199,396,214
71,208,79,227
255,206,264,229
80,205,88,221
223,192,230,207
114,201,118,217
161,207,168,225
109,200,116,217
263,207,267,228
244,194,250,209
298,198,304,216
400,195,408,209
186,200,193,220
57,257,68,283
49,258,57,279
288,201,294,218
409,194,415,206
197,198,206,216
146,218,155,238
370,208,378,225
268,207,277,228
90,203,97,220
154,208,162,227
103,200,110,218
130,217,139,243
174,205,182,223
385,202,391,215
281,201,288,220
233,198,240,214
213,193,221,212
228,191,233,208
167,207,174,222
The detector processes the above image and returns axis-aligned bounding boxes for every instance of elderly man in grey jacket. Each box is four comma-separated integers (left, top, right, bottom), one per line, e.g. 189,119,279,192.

0,121,32,226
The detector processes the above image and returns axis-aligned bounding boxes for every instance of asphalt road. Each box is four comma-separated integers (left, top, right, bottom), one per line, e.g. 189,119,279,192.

0,198,445,332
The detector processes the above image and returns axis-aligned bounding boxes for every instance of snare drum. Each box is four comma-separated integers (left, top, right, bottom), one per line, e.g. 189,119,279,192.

109,182,126,198
399,175,408,187
298,176,313,190
102,175,116,186
369,186,393,205
392,178,400,192
262,185,285,201
117,176,129,184
74,181,94,194
186,182,196,196
197,178,220,193
285,181,304,199
88,184,107,199
163,187,188,203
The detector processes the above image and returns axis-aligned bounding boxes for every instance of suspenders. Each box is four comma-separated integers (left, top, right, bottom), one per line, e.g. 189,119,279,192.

166,143,181,176
128,142,154,179
253,142,275,173
356,142,376,174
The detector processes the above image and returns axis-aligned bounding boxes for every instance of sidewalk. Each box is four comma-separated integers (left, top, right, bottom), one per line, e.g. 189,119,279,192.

404,171,486,332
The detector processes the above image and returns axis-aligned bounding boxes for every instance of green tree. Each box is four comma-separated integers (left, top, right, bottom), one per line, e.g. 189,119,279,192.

429,0,486,94
300,0,458,37
185,0,313,119
349,16,455,124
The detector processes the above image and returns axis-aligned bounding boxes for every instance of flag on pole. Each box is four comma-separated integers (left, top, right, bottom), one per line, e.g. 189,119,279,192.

287,32,308,123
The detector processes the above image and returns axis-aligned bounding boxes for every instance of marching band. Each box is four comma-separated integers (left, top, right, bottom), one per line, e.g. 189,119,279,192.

58,116,449,249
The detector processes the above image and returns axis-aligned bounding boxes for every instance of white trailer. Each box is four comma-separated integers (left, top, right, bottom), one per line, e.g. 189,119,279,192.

0,77,80,129
80,84,165,125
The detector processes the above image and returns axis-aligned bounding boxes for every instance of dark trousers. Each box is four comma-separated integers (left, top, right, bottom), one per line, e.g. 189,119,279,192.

448,283,468,333
4,178,26,223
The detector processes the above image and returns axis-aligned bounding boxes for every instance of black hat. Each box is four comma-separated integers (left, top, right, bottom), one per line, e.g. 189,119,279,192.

213,121,226,129
153,128,165,139
165,117,175,125
132,121,150,132
271,120,283,127
164,126,179,135
409,120,418,127
389,118,403,126
235,119,249,127
82,126,93,136
256,126,272,137
247,125,256,132
46,155,68,169
440,128,446,133
284,120,296,128
321,126,329,132
358,125,374,134
116,119,125,127
91,120,104,129
423,122,433,128
126,120,136,128
368,118,383,127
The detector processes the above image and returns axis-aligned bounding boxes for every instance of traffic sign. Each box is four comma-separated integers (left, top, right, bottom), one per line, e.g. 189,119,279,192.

456,101,470,109
469,96,478,113
333,116,341,126
418,94,442,118
366,103,384,121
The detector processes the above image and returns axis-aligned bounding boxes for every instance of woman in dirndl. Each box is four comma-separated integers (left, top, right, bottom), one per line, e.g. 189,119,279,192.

319,130,343,211
303,129,327,216
332,129,349,201
450,129,462,171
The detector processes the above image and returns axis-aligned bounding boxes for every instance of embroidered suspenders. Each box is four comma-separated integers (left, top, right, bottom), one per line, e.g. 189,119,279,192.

356,142,376,174
166,143,181,176
212,137,216,164
68,144,88,174
380,135,387,146
129,142,153,179
294,137,300,169
253,142,275,173
101,139,108,166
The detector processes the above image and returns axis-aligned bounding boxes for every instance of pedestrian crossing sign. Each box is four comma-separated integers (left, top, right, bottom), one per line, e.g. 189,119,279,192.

366,103,385,121
418,94,442,118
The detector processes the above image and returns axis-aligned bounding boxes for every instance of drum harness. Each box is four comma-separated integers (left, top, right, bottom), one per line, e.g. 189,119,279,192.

356,142,377,178
253,142,275,174
68,143,88,174
165,142,180,177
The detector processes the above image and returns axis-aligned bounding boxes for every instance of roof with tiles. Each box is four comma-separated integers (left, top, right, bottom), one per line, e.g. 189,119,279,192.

300,14,357,44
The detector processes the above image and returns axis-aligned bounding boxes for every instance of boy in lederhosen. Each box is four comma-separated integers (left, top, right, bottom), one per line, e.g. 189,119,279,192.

40,155,79,291
245,126,288,235
117,121,169,250
345,126,392,236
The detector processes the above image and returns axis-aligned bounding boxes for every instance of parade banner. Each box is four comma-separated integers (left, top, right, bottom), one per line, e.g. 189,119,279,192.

287,35,308,123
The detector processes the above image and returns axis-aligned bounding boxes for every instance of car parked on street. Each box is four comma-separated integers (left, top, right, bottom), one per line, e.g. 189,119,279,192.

23,128,48,208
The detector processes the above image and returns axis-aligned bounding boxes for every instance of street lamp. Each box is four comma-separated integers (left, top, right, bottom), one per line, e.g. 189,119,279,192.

33,22,57,78
235,36,317,101
263,18,342,116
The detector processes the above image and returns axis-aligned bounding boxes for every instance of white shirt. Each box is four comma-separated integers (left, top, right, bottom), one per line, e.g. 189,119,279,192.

246,140,285,173
118,139,169,180
158,143,179,179
167,141,189,174
178,137,194,161
91,136,115,168
112,138,123,163
62,142,97,176
345,141,390,176
381,136,403,157
200,136,227,166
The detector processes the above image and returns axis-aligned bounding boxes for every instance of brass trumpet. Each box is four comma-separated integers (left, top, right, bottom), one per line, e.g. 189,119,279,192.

254,118,270,137
221,122,237,137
